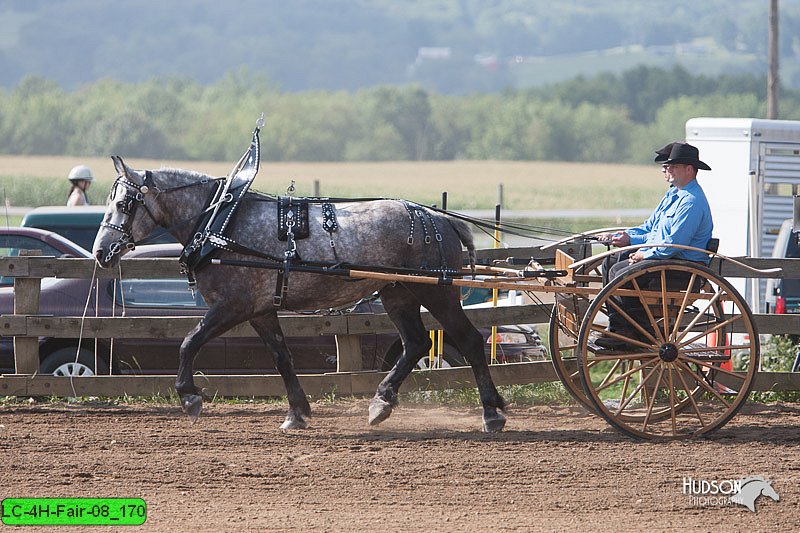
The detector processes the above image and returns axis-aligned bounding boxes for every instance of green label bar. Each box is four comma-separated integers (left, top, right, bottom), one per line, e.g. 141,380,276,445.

1,498,146,526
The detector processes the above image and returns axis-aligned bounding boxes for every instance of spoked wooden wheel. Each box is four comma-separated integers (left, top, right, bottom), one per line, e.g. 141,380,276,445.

549,295,595,411
550,291,707,421
577,260,759,440
548,255,606,412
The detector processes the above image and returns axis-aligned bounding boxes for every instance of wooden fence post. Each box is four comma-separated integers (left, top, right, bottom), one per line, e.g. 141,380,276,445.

13,277,40,374
335,334,363,372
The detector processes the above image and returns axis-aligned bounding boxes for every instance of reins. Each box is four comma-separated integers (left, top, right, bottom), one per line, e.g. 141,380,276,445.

246,191,594,245
419,203,601,244
101,160,630,292
569,243,783,276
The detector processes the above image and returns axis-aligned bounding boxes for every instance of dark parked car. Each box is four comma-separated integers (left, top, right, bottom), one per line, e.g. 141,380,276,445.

0,243,398,376
381,321,546,371
0,227,92,286
1,239,547,377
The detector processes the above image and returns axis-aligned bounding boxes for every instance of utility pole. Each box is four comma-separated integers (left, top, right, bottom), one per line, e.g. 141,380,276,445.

768,0,779,119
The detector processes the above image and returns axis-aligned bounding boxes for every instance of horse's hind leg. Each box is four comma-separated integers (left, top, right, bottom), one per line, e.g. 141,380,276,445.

406,284,506,432
249,312,311,430
369,284,433,426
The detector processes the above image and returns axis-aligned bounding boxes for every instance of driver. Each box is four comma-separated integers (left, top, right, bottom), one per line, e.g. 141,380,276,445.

594,142,714,350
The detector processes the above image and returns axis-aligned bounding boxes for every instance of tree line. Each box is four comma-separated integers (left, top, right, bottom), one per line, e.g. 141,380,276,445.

1,1,792,93
1,66,797,164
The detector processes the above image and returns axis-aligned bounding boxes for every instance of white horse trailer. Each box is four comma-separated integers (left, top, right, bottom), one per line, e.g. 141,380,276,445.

686,117,800,312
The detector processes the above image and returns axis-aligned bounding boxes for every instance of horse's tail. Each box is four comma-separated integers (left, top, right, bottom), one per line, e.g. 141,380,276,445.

447,216,476,272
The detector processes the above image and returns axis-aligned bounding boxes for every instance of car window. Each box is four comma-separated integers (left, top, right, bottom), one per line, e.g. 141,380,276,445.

0,235,63,258
112,279,207,308
45,227,173,252
20,227,100,252
56,228,100,252
0,235,67,286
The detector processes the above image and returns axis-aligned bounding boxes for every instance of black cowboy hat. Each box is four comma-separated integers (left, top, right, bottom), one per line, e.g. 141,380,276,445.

654,142,676,162
662,142,711,171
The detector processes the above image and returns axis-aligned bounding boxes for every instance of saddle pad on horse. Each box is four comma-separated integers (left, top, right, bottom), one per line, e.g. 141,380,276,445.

278,197,310,241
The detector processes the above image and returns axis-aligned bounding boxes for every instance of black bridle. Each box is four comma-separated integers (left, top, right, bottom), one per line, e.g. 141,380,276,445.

99,171,160,263
99,170,220,264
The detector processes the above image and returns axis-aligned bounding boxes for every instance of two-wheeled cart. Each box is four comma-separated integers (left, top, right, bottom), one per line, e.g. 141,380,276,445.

542,235,767,440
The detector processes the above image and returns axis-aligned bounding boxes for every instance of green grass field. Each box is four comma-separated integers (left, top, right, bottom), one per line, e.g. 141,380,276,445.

0,155,665,212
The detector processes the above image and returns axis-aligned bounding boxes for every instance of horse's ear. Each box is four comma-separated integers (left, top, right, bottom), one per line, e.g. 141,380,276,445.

111,156,127,177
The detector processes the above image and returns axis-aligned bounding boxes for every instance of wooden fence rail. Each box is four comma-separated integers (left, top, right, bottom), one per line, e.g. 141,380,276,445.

1,248,799,398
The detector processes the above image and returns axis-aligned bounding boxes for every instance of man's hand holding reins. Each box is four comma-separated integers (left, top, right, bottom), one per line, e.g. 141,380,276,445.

596,231,631,248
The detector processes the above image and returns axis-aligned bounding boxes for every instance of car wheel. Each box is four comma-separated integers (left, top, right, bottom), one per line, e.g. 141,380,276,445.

40,347,109,377
437,343,468,368
381,340,467,371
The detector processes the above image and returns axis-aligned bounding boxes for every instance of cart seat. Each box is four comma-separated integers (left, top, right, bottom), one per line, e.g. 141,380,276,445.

637,238,721,319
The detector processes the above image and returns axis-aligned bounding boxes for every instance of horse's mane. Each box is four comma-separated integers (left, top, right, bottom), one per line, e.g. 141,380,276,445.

157,166,221,182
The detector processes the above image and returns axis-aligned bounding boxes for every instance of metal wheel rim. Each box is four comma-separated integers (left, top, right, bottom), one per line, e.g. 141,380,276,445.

51,362,96,377
416,356,453,370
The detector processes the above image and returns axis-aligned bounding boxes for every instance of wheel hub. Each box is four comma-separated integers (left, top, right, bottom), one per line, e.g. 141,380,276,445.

659,343,679,362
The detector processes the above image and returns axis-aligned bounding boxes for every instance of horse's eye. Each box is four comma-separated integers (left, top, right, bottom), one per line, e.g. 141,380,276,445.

117,201,126,209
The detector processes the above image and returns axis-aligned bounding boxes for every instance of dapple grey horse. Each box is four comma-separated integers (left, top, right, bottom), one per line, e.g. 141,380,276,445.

93,157,506,432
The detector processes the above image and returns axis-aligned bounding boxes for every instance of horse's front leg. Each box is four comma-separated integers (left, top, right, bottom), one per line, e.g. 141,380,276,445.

177,305,246,423
249,313,311,430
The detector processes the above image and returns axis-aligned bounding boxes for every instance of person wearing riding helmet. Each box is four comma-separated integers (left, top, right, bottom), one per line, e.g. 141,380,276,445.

67,165,93,206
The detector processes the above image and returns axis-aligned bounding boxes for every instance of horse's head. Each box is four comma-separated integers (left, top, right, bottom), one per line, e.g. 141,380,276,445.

93,156,160,268
760,481,780,501
731,477,780,512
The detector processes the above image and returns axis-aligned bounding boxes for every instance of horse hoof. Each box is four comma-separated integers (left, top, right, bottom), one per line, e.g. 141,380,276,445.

181,394,203,424
368,397,393,426
280,415,308,430
483,411,506,433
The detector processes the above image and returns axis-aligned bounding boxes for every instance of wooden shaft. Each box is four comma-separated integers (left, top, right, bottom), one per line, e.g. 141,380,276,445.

346,268,598,295
465,265,536,277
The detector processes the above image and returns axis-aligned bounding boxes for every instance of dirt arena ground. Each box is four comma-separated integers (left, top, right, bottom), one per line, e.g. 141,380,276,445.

1,398,798,532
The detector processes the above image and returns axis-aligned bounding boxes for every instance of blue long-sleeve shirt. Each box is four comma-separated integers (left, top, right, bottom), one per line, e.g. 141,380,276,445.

627,180,713,263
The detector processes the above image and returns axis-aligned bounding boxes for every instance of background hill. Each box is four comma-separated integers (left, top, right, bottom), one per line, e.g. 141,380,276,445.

1,1,799,164
1,0,799,93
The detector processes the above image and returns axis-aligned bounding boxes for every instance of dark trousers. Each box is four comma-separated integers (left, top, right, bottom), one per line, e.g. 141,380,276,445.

602,253,699,335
